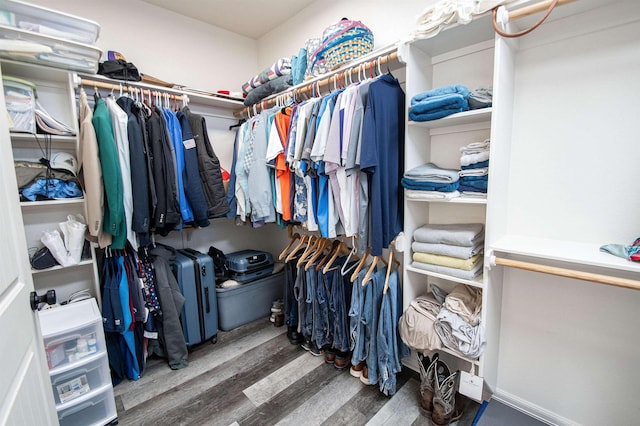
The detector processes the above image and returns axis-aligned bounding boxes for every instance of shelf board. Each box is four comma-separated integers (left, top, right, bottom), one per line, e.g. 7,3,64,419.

408,107,492,129
11,132,76,143
406,265,484,288
48,350,105,376
406,193,487,205
32,259,93,274
438,346,481,366
21,198,84,208
491,235,640,274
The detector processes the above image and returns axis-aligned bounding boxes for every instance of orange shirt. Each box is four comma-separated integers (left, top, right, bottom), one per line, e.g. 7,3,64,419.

274,107,292,221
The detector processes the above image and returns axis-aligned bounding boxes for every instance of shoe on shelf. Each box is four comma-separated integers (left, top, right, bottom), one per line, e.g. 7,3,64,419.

334,351,352,370
350,361,365,378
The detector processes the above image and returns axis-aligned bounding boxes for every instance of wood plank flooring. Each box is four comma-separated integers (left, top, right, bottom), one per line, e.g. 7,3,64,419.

113,318,480,426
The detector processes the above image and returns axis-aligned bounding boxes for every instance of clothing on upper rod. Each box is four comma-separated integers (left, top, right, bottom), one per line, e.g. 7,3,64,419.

228,64,403,256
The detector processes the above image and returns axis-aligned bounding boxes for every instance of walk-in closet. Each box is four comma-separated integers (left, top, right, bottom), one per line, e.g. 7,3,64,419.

1,1,639,425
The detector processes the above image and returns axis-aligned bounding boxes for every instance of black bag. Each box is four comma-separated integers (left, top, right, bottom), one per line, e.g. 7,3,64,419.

30,246,58,270
98,59,141,82
207,246,228,278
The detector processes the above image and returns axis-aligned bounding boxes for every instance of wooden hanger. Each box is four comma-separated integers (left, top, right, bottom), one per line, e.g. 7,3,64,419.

383,242,398,294
350,247,371,283
321,241,347,273
285,234,311,263
296,235,320,267
317,240,342,272
279,232,300,260
362,256,382,286
305,238,330,271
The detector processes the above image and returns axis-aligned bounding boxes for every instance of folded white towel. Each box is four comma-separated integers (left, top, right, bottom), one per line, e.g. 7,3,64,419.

405,189,460,200
459,167,488,177
460,151,490,167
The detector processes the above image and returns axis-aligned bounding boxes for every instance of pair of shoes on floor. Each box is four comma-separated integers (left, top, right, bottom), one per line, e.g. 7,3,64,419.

350,361,366,378
334,351,351,370
418,353,464,426
286,326,303,345
301,338,324,356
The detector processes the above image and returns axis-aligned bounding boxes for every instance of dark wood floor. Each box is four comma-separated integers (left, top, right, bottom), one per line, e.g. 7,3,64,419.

113,318,480,426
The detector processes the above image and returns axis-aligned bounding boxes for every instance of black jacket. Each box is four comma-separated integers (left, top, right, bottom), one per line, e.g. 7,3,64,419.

177,111,210,227
147,108,181,234
182,107,230,217
116,96,151,244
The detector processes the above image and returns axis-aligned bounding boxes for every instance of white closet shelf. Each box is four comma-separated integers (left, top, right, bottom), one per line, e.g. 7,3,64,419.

491,235,640,274
32,259,94,274
437,346,481,366
406,265,484,289
408,108,492,130
11,133,77,143
21,198,85,208
405,193,487,205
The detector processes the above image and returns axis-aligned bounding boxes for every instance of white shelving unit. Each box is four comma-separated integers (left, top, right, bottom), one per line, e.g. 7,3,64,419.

2,59,101,305
38,298,116,426
399,12,498,389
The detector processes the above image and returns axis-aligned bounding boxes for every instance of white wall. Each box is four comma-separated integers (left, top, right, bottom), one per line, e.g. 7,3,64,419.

27,0,257,93
257,0,438,70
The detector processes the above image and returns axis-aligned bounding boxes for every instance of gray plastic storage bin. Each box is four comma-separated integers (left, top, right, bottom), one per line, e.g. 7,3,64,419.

216,271,284,331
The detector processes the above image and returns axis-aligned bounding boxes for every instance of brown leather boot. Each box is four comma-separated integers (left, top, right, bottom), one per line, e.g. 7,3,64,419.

430,370,463,426
419,353,450,416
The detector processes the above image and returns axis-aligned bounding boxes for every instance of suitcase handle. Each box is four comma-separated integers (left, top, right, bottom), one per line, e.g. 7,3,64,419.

248,254,267,264
205,287,211,314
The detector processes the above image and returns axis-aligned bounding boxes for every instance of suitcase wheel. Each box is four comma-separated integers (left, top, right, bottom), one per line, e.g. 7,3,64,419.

211,335,218,344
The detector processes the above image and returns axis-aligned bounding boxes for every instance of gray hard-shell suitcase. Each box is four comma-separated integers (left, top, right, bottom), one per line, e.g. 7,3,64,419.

224,250,274,283
171,248,218,346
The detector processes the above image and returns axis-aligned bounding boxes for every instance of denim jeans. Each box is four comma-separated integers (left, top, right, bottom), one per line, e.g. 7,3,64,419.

293,264,306,335
377,269,408,396
314,267,333,348
304,264,317,338
330,259,353,352
284,259,298,328
350,268,368,364
363,267,385,385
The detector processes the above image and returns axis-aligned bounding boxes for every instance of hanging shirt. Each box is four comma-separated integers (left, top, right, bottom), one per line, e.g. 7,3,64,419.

92,97,126,249
275,107,293,221
360,75,405,256
162,108,193,227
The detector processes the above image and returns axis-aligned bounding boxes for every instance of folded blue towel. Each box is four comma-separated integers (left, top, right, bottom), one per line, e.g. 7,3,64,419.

22,178,83,201
401,178,459,192
461,160,489,170
404,162,460,183
460,175,488,182
411,84,470,105
458,184,487,193
458,179,488,190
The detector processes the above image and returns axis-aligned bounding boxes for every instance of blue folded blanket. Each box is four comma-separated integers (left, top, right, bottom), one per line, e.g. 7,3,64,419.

401,178,459,192
461,160,489,170
459,179,488,190
409,85,470,122
458,184,487,193
460,175,488,182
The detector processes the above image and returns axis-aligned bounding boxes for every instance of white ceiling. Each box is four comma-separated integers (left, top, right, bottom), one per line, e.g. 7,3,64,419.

141,0,317,39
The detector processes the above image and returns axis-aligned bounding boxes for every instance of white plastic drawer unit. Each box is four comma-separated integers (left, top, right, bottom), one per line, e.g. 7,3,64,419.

38,299,105,371
50,352,110,405
57,383,116,426
0,0,100,44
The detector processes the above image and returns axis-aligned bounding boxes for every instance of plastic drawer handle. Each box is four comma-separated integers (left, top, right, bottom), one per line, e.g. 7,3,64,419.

59,399,99,418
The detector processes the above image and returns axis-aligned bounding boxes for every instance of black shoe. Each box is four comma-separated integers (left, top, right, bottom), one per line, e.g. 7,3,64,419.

301,337,312,351
309,342,324,357
287,326,304,345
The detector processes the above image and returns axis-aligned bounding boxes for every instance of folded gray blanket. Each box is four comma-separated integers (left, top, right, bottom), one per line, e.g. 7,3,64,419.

412,240,484,259
403,162,460,183
413,223,484,247
244,74,293,107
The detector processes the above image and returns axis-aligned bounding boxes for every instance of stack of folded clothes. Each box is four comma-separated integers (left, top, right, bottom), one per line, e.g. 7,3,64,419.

434,284,485,359
409,84,470,122
459,139,489,197
468,86,492,110
411,223,484,281
401,162,461,199
399,283,486,359
241,57,293,107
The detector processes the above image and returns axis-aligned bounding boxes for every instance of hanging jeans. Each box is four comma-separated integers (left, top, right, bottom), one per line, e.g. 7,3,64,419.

314,267,334,348
330,259,353,352
350,268,368,364
284,259,299,328
294,264,307,335
362,267,385,385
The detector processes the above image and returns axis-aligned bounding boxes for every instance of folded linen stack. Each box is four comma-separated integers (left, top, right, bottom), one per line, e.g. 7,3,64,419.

459,139,489,197
401,162,461,197
434,284,486,358
411,223,484,281
241,57,294,107
409,84,470,122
